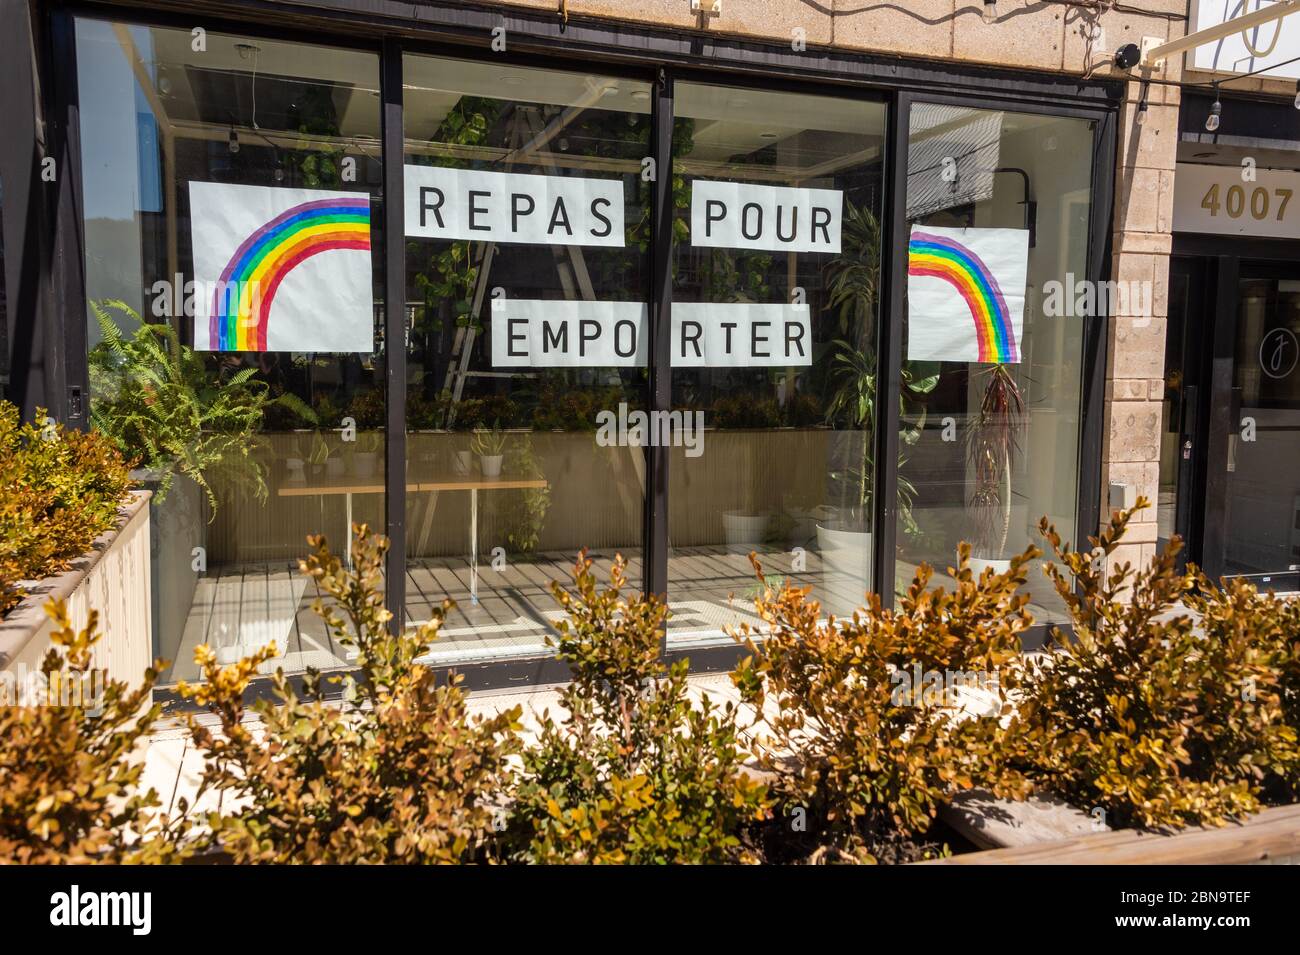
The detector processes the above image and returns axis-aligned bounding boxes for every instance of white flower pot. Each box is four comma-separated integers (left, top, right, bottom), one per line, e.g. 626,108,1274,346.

453,450,473,475
816,522,873,616
285,458,306,483
968,556,1013,577
479,454,503,479
722,510,768,555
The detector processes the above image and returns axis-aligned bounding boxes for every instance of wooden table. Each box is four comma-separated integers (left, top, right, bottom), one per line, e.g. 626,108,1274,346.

279,474,549,601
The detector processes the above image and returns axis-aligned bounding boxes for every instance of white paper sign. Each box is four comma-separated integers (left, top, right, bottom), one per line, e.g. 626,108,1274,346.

405,166,624,246
690,180,842,253
672,303,811,367
1173,163,1300,239
493,300,646,367
189,182,374,353
491,300,812,368
906,225,1027,365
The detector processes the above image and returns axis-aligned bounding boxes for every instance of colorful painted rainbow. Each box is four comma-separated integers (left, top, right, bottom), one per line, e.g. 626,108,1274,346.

907,230,1018,363
209,196,371,351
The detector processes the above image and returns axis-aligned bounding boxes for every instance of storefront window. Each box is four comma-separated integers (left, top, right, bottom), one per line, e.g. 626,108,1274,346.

899,104,1094,624
75,18,384,681
667,83,887,645
401,54,651,663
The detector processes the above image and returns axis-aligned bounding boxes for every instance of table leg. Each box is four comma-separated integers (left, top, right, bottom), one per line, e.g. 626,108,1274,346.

470,487,478,605
345,491,353,569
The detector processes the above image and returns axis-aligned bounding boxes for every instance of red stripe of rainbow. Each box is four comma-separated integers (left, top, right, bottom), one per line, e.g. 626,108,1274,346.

907,230,1018,363
209,196,371,351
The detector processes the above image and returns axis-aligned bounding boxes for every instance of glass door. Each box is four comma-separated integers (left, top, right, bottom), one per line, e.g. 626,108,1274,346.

1212,263,1300,590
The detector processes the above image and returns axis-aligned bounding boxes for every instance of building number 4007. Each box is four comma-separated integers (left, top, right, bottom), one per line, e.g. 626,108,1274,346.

1200,183,1294,222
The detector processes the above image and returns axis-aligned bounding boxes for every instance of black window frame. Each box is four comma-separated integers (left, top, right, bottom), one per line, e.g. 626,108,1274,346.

43,0,1121,695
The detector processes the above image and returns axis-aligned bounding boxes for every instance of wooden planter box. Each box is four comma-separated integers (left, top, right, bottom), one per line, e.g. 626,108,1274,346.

0,491,153,692
925,790,1300,864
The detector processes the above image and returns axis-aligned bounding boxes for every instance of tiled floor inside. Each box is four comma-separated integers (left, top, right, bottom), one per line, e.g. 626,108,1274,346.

164,545,891,683
164,545,1068,684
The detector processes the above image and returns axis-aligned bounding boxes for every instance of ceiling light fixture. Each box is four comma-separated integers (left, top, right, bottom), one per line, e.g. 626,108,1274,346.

982,0,998,25
1294,79,1300,110
228,128,240,154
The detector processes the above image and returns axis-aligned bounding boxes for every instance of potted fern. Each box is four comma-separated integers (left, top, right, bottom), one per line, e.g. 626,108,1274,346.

88,299,314,669
88,300,314,511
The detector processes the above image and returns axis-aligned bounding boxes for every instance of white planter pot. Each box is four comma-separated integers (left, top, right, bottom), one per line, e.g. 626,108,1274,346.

479,454,503,479
453,450,473,475
285,457,306,483
722,510,768,555
816,523,873,616
968,556,1013,577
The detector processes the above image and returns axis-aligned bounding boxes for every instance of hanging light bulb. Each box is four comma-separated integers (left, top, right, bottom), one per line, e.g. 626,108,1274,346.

1293,79,1300,110
1206,95,1222,133
982,0,998,24
1135,81,1150,126
228,128,240,154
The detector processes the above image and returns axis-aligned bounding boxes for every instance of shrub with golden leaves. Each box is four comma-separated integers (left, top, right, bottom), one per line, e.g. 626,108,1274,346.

0,402,133,616
1004,501,1299,829
0,600,183,863
731,546,1038,861
178,524,521,863
505,553,770,864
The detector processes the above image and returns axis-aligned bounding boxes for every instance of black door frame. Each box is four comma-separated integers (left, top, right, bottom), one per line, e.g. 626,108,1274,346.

40,0,1121,690
1172,234,1300,589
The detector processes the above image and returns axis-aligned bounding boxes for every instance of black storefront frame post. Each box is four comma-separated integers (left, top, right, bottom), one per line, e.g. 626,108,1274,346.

381,37,407,632
873,91,911,609
1201,253,1241,583
1077,106,1118,556
43,7,88,428
646,67,673,653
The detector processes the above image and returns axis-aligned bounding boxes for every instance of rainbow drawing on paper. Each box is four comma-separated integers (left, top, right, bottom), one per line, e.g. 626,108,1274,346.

907,230,1019,364
208,196,371,351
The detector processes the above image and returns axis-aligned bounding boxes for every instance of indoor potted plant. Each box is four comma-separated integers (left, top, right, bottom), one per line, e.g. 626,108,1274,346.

964,364,1027,575
471,422,507,479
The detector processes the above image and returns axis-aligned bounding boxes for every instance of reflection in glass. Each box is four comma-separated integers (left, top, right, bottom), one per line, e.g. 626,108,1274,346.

899,105,1094,625
75,18,384,682
402,55,651,663
667,84,888,645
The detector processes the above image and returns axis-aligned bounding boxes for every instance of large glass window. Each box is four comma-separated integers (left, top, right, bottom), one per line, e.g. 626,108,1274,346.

401,54,651,663
899,105,1094,623
667,84,887,646
75,18,384,682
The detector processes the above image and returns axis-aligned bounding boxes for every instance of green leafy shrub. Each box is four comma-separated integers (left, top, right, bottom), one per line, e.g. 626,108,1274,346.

1004,501,1299,829
732,547,1037,862
178,525,521,864
0,600,183,863
88,299,313,509
505,554,770,864
0,402,133,616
